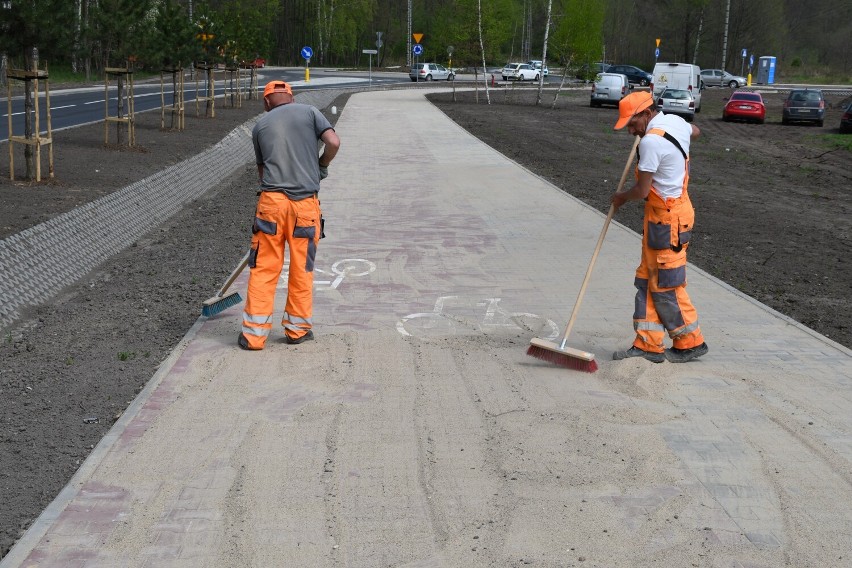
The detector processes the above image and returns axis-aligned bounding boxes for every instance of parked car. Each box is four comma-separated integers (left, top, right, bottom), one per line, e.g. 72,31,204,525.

782,89,825,126
590,73,631,107
409,63,455,82
840,100,852,134
722,91,766,124
502,62,540,81
700,68,747,88
577,62,610,80
606,64,652,86
527,60,549,77
651,62,703,112
656,88,696,122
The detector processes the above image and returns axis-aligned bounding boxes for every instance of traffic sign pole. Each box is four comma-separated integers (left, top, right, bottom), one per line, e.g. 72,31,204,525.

412,44,423,82
301,46,313,82
362,49,378,85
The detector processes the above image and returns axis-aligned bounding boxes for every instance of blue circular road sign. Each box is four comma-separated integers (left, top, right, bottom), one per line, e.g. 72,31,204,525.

413,44,423,56
301,46,313,60
654,47,660,58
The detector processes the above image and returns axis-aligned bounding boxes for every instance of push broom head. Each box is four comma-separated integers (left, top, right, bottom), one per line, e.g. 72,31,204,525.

526,337,598,373
201,291,243,318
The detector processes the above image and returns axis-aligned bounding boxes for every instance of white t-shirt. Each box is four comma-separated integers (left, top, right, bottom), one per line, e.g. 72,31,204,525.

637,112,692,199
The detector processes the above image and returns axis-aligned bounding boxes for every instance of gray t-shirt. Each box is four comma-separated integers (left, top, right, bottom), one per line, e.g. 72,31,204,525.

252,102,334,201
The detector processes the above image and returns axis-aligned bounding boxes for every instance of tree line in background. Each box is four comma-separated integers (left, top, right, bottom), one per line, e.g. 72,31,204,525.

1,0,849,78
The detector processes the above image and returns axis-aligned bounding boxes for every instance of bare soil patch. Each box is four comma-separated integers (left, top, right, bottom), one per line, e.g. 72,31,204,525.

1,84,850,558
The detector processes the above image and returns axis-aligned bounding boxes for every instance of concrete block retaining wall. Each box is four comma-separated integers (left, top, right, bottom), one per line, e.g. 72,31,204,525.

0,90,341,331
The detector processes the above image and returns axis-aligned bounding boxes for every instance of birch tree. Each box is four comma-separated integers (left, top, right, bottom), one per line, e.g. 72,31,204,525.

535,0,552,106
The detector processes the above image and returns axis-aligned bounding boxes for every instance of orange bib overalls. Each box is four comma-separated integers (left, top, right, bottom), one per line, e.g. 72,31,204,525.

632,128,704,353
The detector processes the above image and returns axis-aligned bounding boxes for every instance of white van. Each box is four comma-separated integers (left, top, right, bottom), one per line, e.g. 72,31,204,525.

651,62,703,112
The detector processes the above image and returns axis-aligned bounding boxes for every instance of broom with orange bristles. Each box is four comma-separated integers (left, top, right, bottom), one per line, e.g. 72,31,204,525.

527,135,641,372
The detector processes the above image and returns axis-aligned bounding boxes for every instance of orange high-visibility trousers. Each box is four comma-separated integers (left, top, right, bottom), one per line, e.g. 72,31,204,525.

632,190,704,353
241,192,321,349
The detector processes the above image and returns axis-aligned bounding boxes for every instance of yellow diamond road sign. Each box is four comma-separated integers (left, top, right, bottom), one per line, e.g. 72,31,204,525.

412,33,423,44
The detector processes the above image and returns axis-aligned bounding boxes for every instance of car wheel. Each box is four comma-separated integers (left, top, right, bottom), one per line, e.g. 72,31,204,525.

590,101,599,108
728,80,738,88
535,74,540,81
426,74,432,81
723,114,730,122
817,120,824,127
758,118,764,124
502,76,507,81
447,74,454,81
640,79,649,86
782,117,789,125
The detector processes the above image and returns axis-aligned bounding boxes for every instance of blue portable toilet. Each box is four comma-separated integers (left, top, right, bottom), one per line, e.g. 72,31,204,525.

756,56,776,85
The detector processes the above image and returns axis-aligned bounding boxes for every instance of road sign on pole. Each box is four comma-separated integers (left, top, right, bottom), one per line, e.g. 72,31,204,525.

363,49,377,86
413,44,423,56
412,33,423,44
301,46,313,82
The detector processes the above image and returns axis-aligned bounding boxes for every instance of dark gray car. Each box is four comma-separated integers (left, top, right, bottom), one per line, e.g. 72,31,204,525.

606,64,652,86
782,89,825,126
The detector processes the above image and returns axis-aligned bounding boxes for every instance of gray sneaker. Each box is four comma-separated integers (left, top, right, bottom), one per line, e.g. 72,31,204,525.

612,346,665,363
665,342,709,363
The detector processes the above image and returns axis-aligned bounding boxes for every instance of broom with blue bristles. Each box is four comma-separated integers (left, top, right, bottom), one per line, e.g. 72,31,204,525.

201,251,250,317
527,135,640,372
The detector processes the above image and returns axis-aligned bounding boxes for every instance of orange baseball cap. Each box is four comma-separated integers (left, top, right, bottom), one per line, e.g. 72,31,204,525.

614,91,655,130
263,80,293,98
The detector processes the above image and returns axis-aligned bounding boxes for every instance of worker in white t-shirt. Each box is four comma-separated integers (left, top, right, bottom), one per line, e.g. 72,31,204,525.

610,91,708,364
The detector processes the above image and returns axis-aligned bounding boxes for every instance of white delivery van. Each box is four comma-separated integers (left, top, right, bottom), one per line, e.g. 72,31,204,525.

651,62,703,112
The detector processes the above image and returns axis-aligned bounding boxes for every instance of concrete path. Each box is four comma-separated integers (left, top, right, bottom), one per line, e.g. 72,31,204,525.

3,89,851,568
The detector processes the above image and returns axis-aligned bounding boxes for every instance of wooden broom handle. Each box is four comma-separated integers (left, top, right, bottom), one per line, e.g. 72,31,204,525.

217,251,251,296
560,135,640,349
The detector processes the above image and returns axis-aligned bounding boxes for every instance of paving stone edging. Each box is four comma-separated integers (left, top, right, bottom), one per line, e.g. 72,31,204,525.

0,90,341,332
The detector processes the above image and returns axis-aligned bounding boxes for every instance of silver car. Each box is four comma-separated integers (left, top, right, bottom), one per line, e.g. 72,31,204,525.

699,68,747,88
656,88,696,122
409,63,455,82
590,73,631,107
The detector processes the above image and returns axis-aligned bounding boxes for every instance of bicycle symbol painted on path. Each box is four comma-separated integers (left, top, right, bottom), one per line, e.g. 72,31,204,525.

396,296,560,340
279,258,377,290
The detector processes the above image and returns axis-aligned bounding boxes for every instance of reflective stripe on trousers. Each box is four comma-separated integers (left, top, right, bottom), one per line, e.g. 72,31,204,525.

632,190,704,353
242,192,321,349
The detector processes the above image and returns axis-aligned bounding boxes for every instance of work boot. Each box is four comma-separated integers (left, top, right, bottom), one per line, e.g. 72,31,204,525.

284,330,314,345
237,333,262,351
665,342,709,363
612,346,665,363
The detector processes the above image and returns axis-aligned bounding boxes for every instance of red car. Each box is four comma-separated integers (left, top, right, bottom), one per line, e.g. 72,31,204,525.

722,91,766,124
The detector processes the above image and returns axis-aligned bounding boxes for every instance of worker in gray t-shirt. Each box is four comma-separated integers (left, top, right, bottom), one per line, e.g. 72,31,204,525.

239,81,341,351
